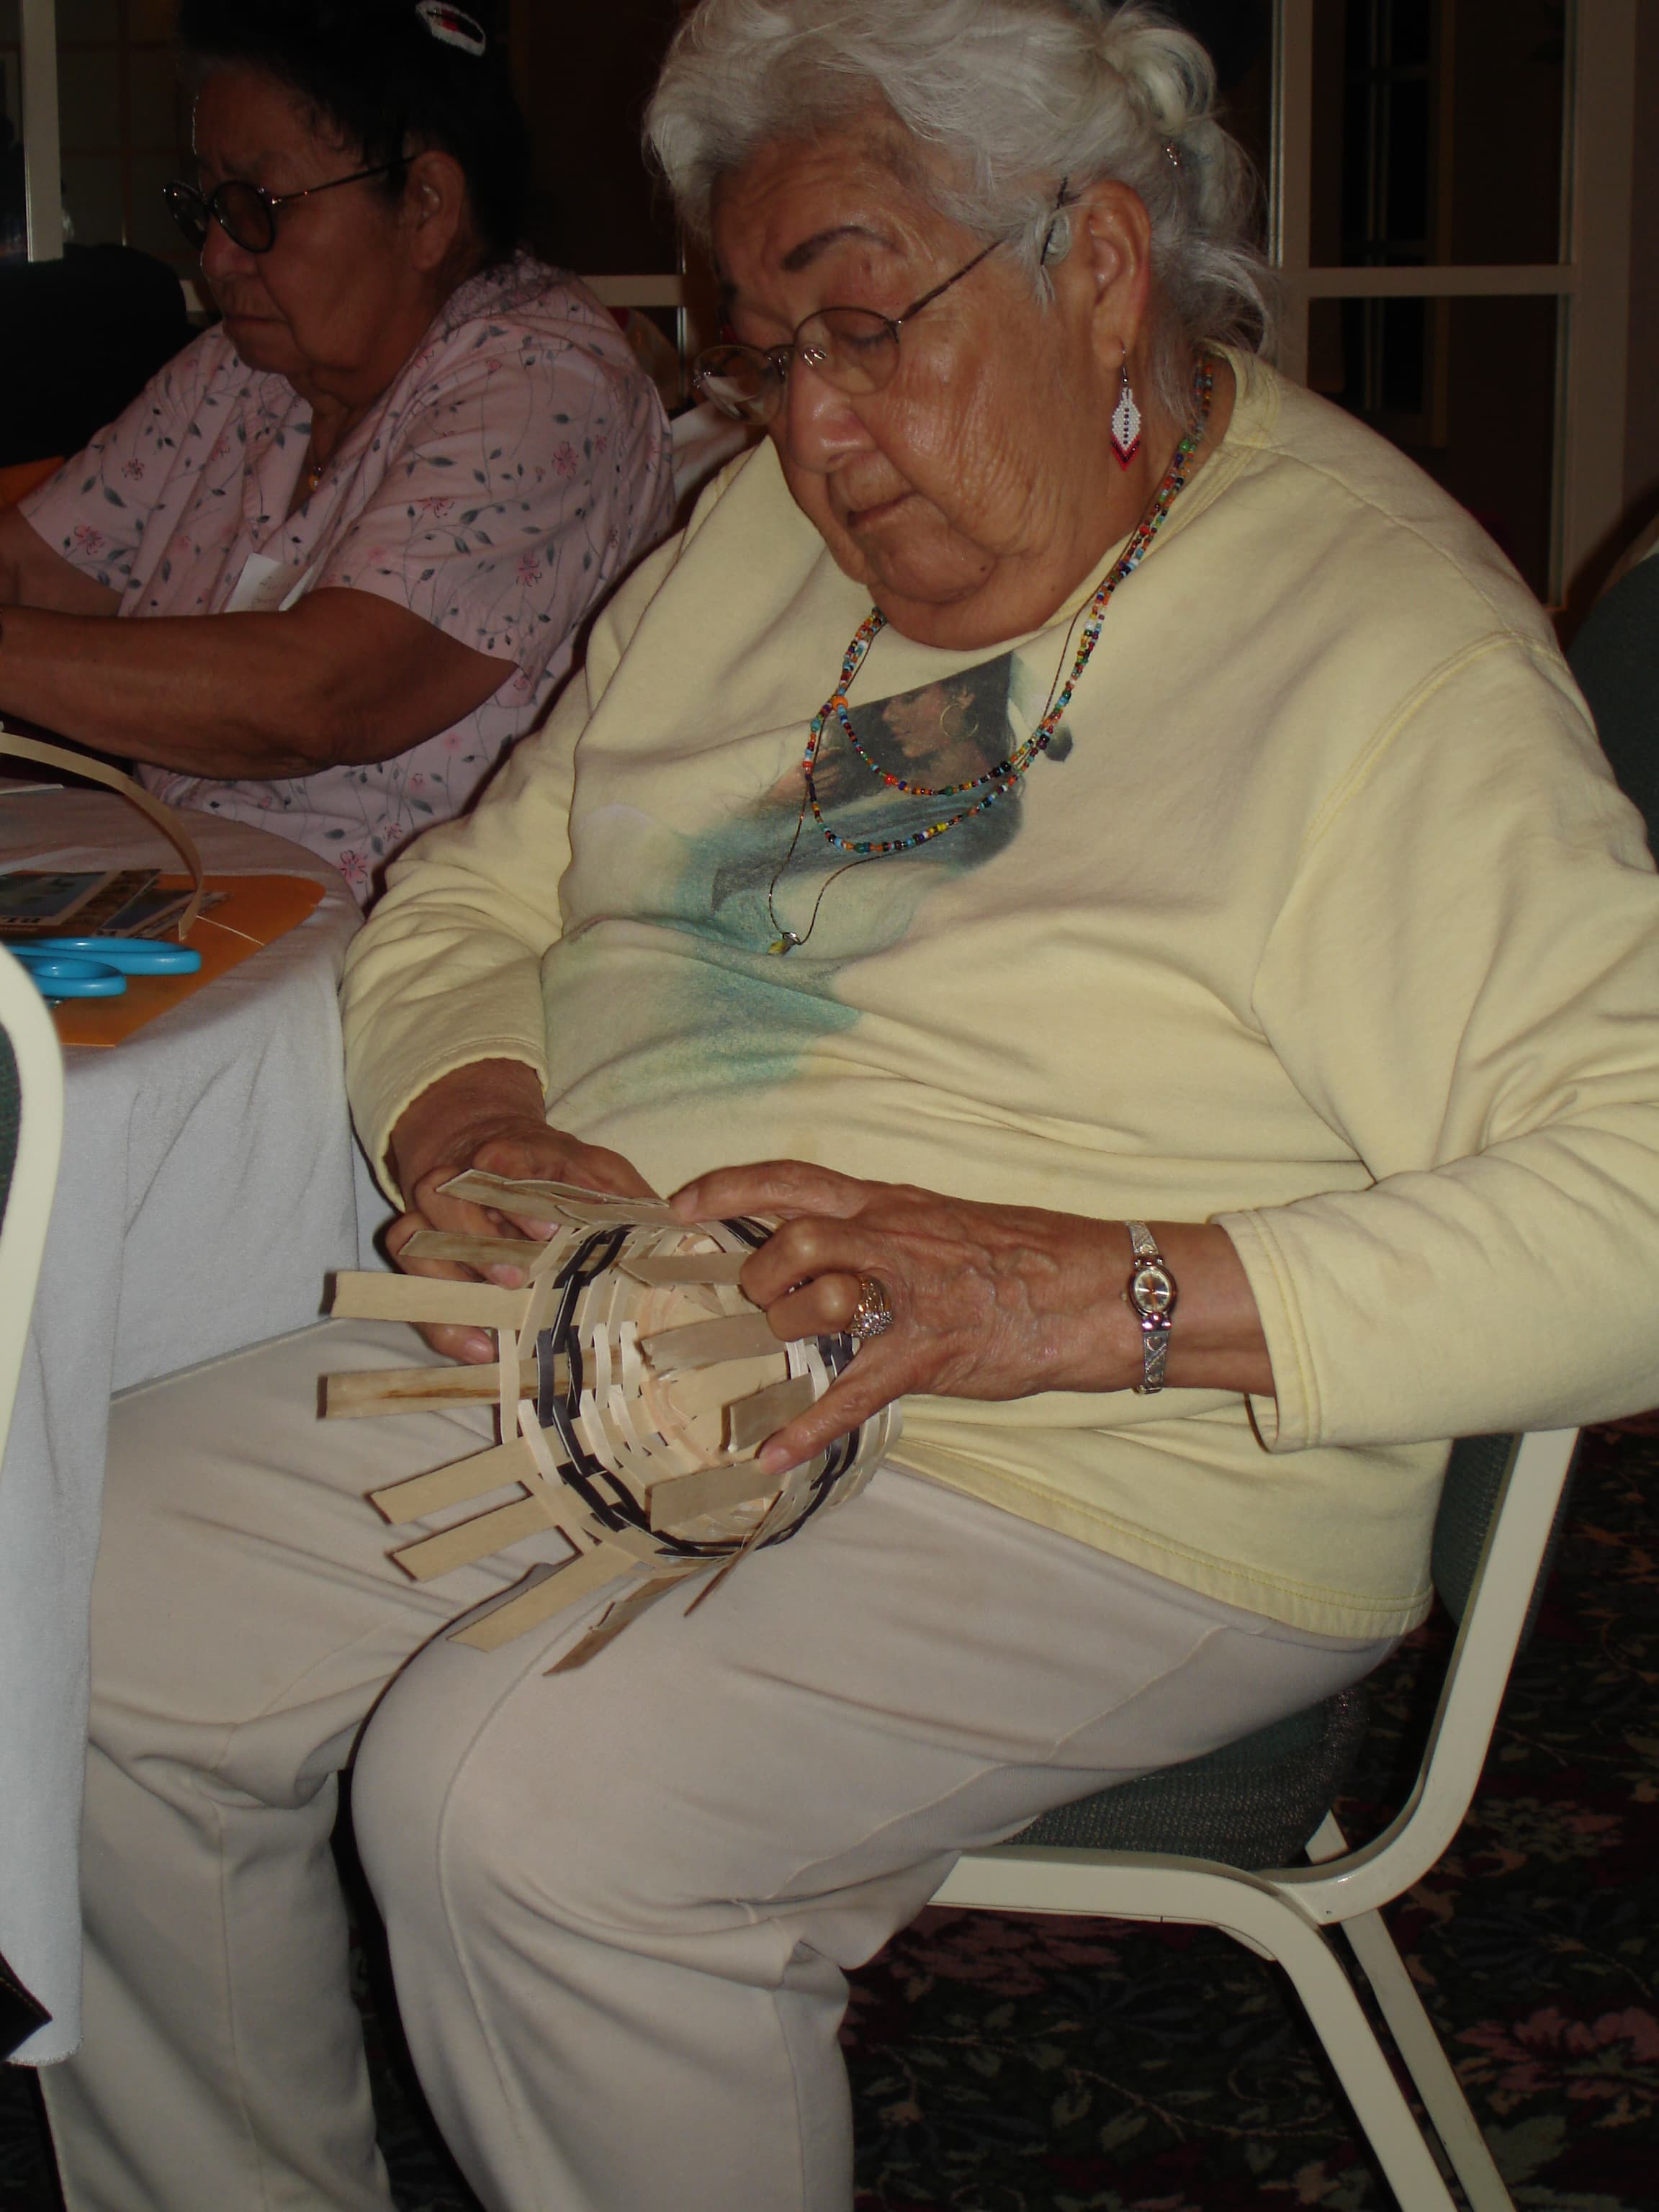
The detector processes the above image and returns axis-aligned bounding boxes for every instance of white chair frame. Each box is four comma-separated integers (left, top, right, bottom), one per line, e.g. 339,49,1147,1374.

0,943,64,1458
932,1426,1581,2212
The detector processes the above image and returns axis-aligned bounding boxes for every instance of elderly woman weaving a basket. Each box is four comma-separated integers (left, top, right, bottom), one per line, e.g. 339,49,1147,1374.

45,3,1659,2208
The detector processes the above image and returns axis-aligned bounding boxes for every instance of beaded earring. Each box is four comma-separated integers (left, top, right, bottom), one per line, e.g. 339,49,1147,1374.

1110,350,1142,468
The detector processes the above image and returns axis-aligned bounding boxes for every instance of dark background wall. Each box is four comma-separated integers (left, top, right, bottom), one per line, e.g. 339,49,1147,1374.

508,0,681,273
1625,0,1659,531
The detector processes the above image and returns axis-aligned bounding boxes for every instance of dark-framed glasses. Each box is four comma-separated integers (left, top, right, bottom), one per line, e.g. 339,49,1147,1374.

161,161,401,255
693,232,1010,425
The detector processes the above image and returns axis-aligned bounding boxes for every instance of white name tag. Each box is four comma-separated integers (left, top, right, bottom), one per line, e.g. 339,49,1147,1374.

225,552,321,614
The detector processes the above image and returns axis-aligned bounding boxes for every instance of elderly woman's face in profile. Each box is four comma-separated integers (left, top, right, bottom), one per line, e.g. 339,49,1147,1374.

712,112,1124,651
191,67,419,397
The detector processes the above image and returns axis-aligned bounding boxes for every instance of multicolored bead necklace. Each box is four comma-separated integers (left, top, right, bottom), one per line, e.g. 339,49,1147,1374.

766,363,1215,955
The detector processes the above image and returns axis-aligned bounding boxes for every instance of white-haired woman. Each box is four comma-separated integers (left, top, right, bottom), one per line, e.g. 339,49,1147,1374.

46,2,1659,2208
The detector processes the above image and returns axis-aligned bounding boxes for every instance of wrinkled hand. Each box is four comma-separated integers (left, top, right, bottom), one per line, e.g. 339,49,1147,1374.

670,1160,1140,1477
386,1058,657,1364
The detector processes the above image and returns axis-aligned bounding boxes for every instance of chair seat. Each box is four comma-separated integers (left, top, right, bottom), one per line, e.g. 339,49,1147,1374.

1004,1681,1370,1870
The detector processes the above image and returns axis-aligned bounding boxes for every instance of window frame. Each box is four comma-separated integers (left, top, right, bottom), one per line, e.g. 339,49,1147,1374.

1269,0,1637,605
17,0,63,261
15,0,185,271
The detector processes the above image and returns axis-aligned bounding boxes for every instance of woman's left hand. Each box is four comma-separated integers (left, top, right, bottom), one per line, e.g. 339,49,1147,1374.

670,1161,1275,1477
670,1161,1144,1476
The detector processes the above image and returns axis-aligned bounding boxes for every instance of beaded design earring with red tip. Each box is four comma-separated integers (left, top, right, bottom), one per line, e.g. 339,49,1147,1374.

1110,350,1142,467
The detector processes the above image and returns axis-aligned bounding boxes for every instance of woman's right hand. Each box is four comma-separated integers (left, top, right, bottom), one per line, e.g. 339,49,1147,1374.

385,1058,657,1363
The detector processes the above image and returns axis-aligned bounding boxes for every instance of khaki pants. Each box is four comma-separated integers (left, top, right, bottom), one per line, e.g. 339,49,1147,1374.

43,1321,1392,2212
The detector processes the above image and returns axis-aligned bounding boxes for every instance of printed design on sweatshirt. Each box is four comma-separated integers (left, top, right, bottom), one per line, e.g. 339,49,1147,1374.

549,642,1072,1114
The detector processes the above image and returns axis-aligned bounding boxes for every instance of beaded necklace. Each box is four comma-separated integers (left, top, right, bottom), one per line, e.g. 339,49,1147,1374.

765,363,1215,955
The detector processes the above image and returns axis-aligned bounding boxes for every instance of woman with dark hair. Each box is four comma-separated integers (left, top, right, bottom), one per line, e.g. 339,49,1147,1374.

0,0,673,900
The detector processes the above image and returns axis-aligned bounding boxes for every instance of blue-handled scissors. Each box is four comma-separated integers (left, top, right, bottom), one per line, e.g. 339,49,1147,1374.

9,936,202,1001
22,936,202,973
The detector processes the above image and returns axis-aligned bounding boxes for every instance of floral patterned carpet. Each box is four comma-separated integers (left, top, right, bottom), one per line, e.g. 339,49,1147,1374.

3,1424,1654,2211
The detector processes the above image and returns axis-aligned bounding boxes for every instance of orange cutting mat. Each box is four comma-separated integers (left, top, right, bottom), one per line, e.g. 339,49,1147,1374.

51,873,328,1048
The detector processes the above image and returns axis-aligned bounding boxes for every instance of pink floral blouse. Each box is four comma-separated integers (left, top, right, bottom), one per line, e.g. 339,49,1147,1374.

22,256,674,902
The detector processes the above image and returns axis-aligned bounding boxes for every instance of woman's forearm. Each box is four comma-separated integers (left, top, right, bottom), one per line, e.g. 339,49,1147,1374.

1136,1219,1274,1398
663,1162,1276,1480
671,1163,1277,1406
0,603,341,773
0,590,511,777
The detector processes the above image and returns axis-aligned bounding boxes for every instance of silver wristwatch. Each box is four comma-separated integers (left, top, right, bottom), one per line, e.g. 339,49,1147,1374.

1125,1220,1176,1394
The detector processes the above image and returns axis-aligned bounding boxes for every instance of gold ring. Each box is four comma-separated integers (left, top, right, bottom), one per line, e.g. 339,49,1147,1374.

848,1276,894,1341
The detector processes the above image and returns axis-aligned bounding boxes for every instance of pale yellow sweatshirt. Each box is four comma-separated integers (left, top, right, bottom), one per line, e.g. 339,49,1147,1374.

343,354,1659,1639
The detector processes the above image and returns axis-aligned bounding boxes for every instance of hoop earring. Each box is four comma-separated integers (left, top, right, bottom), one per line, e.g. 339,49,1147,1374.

1110,351,1142,468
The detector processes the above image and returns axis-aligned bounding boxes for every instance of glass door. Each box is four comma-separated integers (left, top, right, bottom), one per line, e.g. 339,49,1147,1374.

1265,0,1637,606
8,0,183,268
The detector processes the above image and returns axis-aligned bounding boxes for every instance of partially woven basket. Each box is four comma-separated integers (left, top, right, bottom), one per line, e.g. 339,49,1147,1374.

326,1172,897,1668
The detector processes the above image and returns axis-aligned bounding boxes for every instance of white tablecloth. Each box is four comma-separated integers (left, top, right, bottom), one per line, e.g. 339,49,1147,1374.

0,792,369,2062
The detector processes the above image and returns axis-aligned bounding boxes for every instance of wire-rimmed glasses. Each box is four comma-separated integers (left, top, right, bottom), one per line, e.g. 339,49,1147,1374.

692,233,1010,425
161,162,402,255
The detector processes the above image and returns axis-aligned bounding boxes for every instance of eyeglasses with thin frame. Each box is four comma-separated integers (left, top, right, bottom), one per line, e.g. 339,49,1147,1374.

161,161,403,256
693,232,1011,425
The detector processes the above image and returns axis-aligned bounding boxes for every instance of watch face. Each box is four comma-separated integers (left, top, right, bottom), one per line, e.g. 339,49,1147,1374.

1130,1262,1174,1319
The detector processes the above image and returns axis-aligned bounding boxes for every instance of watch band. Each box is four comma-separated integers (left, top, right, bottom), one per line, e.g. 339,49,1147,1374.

1125,1220,1176,1394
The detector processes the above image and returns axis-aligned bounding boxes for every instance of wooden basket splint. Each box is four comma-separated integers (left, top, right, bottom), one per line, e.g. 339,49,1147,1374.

325,1172,898,1670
